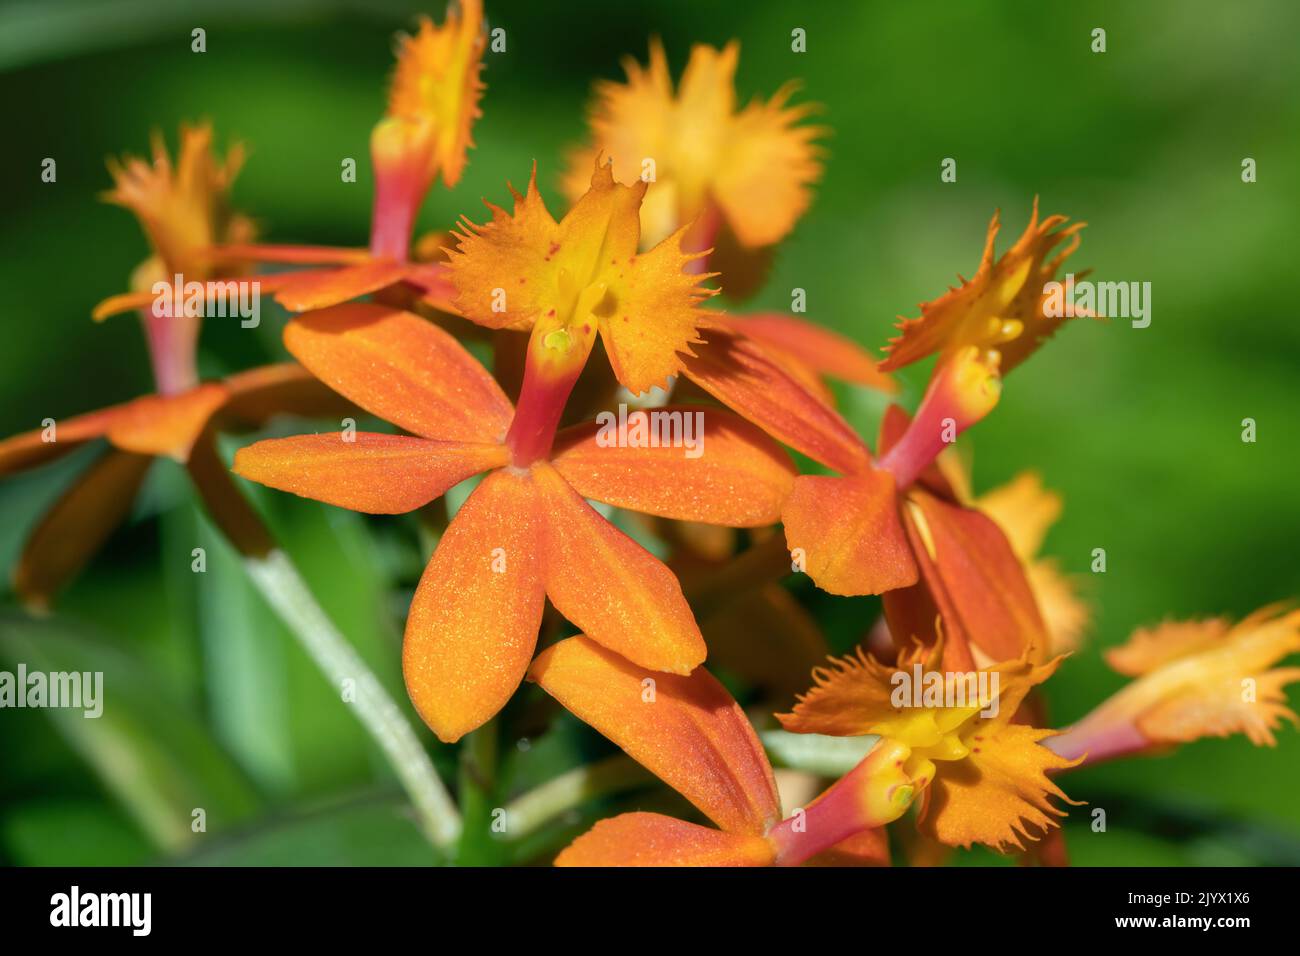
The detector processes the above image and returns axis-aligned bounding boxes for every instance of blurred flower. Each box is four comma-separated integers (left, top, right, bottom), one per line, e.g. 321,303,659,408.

1050,605,1300,763
232,303,797,742
976,471,1090,656
92,122,254,394
779,640,1081,853
530,636,916,866
198,0,487,314
563,38,823,253
5,123,349,608
0,365,345,608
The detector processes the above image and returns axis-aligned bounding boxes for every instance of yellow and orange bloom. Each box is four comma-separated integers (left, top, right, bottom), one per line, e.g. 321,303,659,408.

1049,605,1300,764
231,303,797,743
3,124,350,607
449,162,882,472
563,39,823,255
92,122,255,393
560,38,893,398
202,0,487,314
880,200,1089,377
530,636,918,866
779,641,1081,853
782,346,1048,670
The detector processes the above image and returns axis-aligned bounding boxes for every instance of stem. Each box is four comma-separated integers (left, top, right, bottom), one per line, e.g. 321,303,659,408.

243,549,462,849
504,755,652,839
187,430,460,850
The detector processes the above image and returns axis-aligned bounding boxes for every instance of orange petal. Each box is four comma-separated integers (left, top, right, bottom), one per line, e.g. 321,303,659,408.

232,433,505,513
1104,617,1231,677
273,259,414,312
385,0,486,188
283,303,514,443
0,406,122,477
403,468,545,742
532,462,704,674
209,243,372,265
905,488,1049,666
597,223,714,395
920,724,1079,853
550,407,795,527
91,289,157,322
782,470,918,597
555,813,775,867
105,384,230,462
13,450,153,608
682,327,872,475
445,166,563,331
725,312,895,392
529,636,781,835
712,83,824,249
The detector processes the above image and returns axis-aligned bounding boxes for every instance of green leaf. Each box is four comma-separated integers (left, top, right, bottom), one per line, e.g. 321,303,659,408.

0,611,262,855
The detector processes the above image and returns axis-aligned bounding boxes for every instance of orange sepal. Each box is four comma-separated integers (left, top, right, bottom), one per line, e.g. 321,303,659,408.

105,384,230,462
283,303,514,444
403,468,545,743
13,450,153,608
782,470,917,597
549,407,794,527
681,327,871,475
232,433,506,514
724,312,896,392
555,813,775,867
904,488,1049,665
0,406,123,477
272,259,414,312
529,636,781,835
532,462,704,674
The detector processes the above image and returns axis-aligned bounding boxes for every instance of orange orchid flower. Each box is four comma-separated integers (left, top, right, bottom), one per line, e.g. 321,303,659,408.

529,636,917,866
1049,605,1300,764
2,124,348,608
231,302,798,742
880,200,1089,377
779,640,1082,853
561,38,892,397
783,205,1093,669
90,121,254,390
182,0,488,316
563,38,823,254
449,162,886,488
782,346,1048,671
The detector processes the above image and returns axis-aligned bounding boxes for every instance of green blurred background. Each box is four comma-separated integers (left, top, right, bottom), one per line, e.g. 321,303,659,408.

1,0,1297,865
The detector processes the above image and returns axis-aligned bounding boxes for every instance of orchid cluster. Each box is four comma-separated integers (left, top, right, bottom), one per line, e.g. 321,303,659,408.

5,0,1297,867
